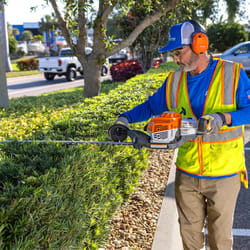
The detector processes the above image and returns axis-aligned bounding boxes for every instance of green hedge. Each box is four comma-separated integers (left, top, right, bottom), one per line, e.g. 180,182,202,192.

0,62,178,249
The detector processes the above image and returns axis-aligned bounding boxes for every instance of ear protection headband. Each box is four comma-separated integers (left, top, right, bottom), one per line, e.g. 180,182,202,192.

188,20,209,55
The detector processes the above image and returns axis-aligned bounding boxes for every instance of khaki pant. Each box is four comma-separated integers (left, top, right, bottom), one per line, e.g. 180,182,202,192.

175,169,241,250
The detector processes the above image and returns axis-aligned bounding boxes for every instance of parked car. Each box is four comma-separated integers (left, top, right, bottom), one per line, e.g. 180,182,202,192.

38,47,109,82
28,41,48,56
17,41,28,55
215,41,250,76
108,49,128,63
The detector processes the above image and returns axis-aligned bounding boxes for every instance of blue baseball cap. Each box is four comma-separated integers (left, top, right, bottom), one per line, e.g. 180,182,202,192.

158,22,195,53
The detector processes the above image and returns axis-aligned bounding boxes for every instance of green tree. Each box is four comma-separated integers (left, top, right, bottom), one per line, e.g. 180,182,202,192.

19,30,33,41
33,34,44,42
224,0,246,23
190,0,220,25
43,0,179,98
207,22,247,52
12,27,20,37
8,34,17,54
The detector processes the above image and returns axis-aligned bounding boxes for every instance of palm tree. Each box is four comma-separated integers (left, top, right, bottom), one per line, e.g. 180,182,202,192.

224,0,240,23
39,14,58,47
12,27,20,38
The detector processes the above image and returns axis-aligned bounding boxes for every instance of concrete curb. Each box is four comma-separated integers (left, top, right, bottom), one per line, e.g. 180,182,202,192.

152,149,183,250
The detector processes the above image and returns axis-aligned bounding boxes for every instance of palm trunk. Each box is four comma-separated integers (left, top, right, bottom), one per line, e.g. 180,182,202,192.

0,1,12,72
0,27,9,108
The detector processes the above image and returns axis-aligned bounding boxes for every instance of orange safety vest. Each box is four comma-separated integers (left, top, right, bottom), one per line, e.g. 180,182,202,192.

166,59,248,188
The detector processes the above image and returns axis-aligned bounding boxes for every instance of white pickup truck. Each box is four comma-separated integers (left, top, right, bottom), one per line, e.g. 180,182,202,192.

38,47,108,81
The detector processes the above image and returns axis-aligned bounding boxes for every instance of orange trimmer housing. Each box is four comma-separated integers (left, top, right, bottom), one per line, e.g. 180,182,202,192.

147,112,182,133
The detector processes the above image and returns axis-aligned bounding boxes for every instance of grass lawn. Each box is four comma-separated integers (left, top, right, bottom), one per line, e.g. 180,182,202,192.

6,70,41,78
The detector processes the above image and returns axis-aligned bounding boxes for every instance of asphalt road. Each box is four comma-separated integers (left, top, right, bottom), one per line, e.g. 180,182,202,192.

7,73,112,98
7,73,86,98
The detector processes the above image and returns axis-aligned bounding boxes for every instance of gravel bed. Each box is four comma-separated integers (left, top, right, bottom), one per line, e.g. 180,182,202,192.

103,149,175,249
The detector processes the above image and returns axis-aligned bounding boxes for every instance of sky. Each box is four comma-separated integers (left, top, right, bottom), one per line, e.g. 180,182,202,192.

5,0,57,25
4,0,250,26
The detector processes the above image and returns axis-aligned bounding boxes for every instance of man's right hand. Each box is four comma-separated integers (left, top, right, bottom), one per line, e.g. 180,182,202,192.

108,116,129,142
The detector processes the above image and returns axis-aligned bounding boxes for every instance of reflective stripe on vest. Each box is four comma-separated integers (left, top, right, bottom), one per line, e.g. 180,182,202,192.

224,60,235,105
167,69,182,110
202,126,243,142
166,59,248,188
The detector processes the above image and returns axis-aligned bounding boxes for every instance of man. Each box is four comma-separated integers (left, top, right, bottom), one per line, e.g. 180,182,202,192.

110,20,249,249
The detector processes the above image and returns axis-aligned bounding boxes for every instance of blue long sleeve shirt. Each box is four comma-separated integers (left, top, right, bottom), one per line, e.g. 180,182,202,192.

122,59,250,127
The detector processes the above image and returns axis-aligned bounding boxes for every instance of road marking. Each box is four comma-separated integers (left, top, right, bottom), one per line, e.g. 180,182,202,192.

244,147,250,151
205,228,250,237
232,229,250,236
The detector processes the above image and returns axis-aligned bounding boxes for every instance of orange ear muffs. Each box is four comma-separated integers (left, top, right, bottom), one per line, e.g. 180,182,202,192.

192,32,209,54
187,20,209,55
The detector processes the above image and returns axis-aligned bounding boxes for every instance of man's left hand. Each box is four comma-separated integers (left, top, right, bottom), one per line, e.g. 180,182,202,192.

198,113,226,135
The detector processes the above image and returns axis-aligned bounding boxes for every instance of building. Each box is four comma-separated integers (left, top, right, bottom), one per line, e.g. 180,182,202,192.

13,22,42,40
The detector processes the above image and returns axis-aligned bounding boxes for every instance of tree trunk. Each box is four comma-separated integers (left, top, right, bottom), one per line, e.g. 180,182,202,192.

141,50,154,72
82,57,102,98
0,1,12,72
139,42,154,72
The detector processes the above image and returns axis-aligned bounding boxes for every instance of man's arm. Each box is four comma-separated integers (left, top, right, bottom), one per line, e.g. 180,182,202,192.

229,68,250,126
121,78,169,123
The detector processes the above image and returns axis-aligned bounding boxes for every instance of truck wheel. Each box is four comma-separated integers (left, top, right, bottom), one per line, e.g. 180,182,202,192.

66,67,77,81
101,65,108,76
44,72,55,81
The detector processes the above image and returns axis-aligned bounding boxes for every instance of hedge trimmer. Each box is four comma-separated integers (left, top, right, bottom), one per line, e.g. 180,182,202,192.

1,111,208,150
107,111,207,149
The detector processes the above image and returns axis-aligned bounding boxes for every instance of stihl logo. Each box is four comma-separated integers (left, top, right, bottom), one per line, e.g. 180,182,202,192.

153,133,162,139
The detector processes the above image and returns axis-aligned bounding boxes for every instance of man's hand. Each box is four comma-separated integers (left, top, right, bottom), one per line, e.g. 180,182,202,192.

198,113,226,135
113,116,129,127
108,116,129,142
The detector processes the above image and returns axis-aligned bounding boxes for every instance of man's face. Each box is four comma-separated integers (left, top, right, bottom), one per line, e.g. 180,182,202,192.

171,46,199,72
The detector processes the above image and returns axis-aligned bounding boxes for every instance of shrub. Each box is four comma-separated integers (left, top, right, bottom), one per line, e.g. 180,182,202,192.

16,58,39,71
110,59,144,82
